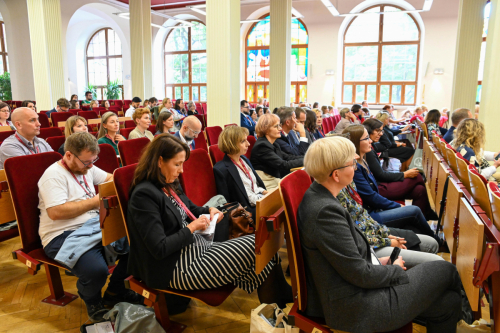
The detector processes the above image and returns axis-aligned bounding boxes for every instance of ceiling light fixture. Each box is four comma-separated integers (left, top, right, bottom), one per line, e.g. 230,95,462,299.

113,12,186,29
321,0,434,17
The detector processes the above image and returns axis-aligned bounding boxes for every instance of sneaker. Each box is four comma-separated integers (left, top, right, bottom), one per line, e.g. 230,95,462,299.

103,289,144,308
86,299,108,323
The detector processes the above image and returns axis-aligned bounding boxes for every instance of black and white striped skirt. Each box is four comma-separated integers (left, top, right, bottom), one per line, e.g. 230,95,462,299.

169,234,280,293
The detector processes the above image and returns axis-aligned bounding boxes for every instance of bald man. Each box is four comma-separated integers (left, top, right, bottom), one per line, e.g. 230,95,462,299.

0,107,53,169
174,115,202,150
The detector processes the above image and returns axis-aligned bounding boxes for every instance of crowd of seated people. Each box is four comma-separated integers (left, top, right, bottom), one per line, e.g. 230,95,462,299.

59,115,89,155
129,108,153,141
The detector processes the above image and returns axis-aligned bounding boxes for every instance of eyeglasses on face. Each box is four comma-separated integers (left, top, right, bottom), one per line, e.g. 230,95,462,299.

329,159,358,176
187,126,201,135
360,136,370,141
73,152,99,168
272,123,282,130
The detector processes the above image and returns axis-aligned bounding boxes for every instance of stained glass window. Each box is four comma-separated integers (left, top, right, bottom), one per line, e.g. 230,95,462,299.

165,21,207,101
87,28,123,100
343,5,420,105
246,15,308,103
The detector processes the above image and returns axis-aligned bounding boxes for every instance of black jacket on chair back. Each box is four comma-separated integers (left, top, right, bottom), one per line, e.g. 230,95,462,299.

250,136,303,178
213,154,265,217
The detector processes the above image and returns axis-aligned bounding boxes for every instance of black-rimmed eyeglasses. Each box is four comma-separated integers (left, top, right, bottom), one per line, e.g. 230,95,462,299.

329,159,358,176
73,152,99,168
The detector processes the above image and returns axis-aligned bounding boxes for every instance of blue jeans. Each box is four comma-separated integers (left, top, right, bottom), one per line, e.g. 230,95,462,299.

369,206,439,243
44,230,129,305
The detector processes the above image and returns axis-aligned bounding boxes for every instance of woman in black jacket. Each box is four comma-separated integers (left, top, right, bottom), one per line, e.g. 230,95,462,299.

127,134,292,306
363,118,435,219
250,113,303,191
375,112,414,164
213,126,267,217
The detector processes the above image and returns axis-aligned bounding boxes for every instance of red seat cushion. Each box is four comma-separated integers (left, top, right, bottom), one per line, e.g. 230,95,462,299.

38,113,51,128
178,149,217,206
208,145,225,165
119,127,134,140
0,130,15,144
194,135,208,152
245,135,256,160
118,137,150,166
205,126,222,146
38,127,63,140
78,111,99,122
46,135,66,152
95,143,120,174
51,112,73,127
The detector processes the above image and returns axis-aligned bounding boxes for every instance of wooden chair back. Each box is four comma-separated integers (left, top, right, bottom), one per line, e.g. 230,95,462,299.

456,198,484,311
443,177,464,263
445,145,459,176
468,164,492,220
456,155,471,193
429,152,441,205
435,162,450,214
488,181,500,231
0,169,18,241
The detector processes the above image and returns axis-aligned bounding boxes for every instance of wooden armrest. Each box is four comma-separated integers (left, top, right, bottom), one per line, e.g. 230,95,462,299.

290,167,304,172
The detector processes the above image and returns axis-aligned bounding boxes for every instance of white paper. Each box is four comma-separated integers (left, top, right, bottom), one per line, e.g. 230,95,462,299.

86,326,97,333
405,199,413,206
94,322,114,333
195,213,219,235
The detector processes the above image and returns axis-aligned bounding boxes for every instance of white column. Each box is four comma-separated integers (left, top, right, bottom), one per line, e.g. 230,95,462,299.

450,0,485,112
479,0,500,151
130,0,153,99
269,0,292,110
206,0,240,127
26,0,66,111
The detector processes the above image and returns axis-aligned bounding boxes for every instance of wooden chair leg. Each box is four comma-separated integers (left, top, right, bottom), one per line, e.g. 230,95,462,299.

154,293,187,333
41,264,78,306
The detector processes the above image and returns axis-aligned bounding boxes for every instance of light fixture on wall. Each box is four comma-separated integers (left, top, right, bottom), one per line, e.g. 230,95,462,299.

113,12,190,29
321,0,434,17
433,68,444,75
325,69,335,76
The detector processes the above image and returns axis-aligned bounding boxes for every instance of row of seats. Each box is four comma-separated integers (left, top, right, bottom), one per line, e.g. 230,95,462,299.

321,115,341,133
418,123,500,323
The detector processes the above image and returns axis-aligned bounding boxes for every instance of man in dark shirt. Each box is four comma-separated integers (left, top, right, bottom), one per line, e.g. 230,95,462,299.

443,108,473,143
46,98,70,118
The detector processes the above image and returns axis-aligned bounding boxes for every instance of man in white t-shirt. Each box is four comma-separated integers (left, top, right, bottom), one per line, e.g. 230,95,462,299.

39,132,141,323
124,97,142,118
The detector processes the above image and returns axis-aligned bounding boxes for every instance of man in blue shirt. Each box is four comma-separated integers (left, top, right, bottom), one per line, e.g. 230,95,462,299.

443,108,472,143
240,100,255,136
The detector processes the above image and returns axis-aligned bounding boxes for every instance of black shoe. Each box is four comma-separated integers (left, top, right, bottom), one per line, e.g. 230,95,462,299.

103,289,144,308
86,299,108,323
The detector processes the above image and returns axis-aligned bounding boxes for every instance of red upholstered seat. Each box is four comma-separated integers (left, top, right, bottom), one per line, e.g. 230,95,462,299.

195,103,203,114
327,117,335,133
78,111,99,122
46,136,66,152
178,149,217,206
224,123,237,127
38,127,63,140
280,170,412,333
208,145,225,165
148,125,156,134
194,134,208,152
245,135,256,160
38,112,51,128
119,127,134,140
201,103,207,114
100,109,118,117
68,110,78,116
205,126,222,146
195,114,205,130
51,112,73,127
333,115,341,128
95,143,120,174
113,164,235,332
81,105,91,111
118,137,150,166
108,106,121,112
125,120,136,128
5,152,79,306
0,130,15,143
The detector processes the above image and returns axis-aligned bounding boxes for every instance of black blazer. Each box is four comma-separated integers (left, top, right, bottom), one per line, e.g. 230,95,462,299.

298,182,408,332
213,155,265,217
365,150,404,183
127,181,209,290
250,136,303,178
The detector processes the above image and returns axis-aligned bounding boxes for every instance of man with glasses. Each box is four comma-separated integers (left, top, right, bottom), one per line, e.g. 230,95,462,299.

0,107,53,169
240,100,256,136
174,115,202,150
39,132,142,323
46,98,70,118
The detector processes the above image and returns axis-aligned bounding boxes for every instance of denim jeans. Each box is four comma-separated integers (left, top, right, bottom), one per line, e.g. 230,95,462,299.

369,205,439,243
44,230,129,305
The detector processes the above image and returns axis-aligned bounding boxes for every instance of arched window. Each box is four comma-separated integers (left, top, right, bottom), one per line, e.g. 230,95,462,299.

477,1,490,103
0,21,8,74
342,5,420,106
86,28,123,100
245,15,309,104
164,21,206,102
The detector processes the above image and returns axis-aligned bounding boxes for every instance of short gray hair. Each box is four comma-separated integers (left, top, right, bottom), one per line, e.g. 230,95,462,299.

278,106,295,125
304,136,356,183
64,132,100,155
187,101,196,110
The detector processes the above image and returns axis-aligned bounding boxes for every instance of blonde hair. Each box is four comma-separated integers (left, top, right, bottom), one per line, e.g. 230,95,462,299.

313,109,322,118
160,98,171,111
340,108,350,118
321,105,328,114
414,106,423,114
421,105,428,112
304,136,356,183
64,116,87,138
98,112,118,139
132,108,151,124
90,100,99,108
453,119,486,159
218,126,249,155
375,112,390,122
255,113,280,137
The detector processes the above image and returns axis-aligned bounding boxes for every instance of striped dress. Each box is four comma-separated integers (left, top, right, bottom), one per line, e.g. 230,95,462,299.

168,197,280,293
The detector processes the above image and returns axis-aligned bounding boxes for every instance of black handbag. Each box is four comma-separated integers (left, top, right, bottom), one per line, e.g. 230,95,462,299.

213,202,255,242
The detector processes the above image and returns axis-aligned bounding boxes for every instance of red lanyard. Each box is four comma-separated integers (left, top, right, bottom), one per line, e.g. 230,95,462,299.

60,159,93,197
162,187,197,221
231,157,254,190
15,133,40,155
347,185,363,206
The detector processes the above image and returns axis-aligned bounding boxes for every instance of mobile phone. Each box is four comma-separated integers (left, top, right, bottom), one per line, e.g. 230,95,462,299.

389,247,401,265
495,153,500,160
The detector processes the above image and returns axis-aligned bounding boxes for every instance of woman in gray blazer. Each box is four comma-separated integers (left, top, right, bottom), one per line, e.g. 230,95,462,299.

297,136,462,333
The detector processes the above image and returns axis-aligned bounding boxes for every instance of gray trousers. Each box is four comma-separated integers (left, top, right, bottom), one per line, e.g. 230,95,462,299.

374,234,444,268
